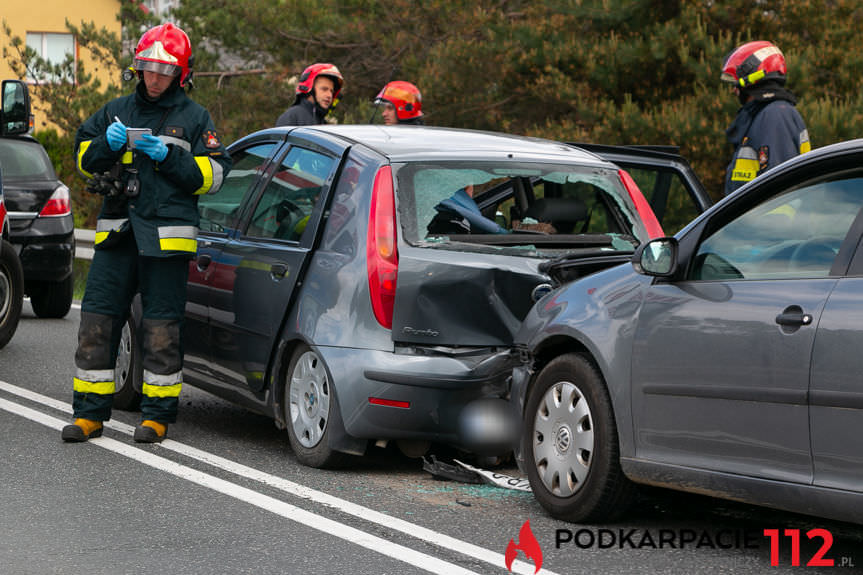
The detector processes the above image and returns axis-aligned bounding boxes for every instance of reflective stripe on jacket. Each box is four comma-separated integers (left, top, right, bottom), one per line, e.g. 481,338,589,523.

75,82,232,256
724,99,809,196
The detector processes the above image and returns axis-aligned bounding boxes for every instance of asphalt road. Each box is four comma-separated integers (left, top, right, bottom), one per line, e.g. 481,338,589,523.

1,302,861,575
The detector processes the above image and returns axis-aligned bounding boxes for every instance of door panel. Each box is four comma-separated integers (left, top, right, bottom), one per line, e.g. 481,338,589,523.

810,278,863,492
206,144,340,393
632,279,833,482
187,141,281,377
631,176,863,482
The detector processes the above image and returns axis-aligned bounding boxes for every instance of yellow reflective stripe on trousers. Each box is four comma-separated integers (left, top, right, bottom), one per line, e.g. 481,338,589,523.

77,140,94,179
73,377,116,395
142,382,182,398
143,369,183,398
158,225,197,253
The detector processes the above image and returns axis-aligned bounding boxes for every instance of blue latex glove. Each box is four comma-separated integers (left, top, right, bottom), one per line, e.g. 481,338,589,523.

106,120,127,152
135,133,169,162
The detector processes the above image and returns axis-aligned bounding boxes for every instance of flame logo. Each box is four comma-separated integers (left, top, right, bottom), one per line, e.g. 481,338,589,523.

505,520,543,573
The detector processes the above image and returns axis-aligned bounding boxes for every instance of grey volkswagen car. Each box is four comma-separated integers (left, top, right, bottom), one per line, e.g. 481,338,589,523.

113,124,709,468
511,138,863,525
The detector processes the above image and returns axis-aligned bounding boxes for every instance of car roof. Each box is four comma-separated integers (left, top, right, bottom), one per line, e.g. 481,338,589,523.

256,124,613,165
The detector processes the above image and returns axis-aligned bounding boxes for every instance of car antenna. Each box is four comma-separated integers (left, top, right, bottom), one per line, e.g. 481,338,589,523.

368,64,399,125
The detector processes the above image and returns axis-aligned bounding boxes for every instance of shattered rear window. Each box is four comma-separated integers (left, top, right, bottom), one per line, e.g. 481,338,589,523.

393,160,647,255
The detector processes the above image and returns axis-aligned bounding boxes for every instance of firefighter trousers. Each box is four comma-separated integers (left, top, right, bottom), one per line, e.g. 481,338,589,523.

72,231,189,423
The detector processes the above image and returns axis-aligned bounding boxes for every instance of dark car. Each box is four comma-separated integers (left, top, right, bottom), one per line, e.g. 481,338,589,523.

511,138,863,525
114,125,709,468
0,132,74,318
0,79,31,348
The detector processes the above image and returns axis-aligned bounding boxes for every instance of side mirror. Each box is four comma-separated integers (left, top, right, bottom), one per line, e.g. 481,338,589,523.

632,237,678,277
1,80,31,136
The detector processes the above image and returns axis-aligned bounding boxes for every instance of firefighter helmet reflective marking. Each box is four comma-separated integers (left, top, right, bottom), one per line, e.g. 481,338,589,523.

134,23,193,87
721,41,787,88
375,81,423,120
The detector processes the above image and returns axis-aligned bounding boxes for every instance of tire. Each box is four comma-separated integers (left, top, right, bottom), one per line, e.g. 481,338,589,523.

29,275,73,319
112,316,142,411
0,239,23,349
522,352,635,523
284,344,346,469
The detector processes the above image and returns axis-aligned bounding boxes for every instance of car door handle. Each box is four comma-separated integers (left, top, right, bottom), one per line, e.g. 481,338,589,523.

196,254,212,271
775,309,813,327
270,263,288,279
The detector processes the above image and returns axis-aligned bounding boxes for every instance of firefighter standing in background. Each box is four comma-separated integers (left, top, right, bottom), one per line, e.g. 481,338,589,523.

722,40,810,196
62,23,232,444
375,81,425,125
275,63,344,126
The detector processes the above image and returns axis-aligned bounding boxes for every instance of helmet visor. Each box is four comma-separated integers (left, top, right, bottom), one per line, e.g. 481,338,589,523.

135,59,181,77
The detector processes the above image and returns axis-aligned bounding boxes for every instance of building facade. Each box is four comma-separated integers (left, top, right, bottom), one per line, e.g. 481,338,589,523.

0,0,122,132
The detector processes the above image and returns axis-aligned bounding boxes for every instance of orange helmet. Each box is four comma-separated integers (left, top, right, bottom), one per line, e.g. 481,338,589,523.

721,41,786,88
296,63,343,101
134,23,193,87
375,81,423,121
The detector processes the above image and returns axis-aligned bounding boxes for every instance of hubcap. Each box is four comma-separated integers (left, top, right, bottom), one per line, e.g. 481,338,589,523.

532,381,594,497
114,321,133,390
0,266,10,321
288,351,330,448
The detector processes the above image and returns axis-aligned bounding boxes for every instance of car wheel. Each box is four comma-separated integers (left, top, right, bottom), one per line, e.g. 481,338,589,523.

112,316,142,411
29,275,73,319
284,344,346,468
523,353,635,522
0,239,23,349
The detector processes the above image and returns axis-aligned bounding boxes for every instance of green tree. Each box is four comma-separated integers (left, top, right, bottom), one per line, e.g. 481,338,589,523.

2,6,158,226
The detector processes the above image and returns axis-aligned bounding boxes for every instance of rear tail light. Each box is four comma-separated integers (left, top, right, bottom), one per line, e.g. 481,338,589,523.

618,169,664,239
38,184,71,217
366,166,398,329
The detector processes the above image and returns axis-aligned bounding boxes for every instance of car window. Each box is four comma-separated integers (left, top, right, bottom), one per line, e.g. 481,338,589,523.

692,175,863,280
247,146,334,242
0,138,55,181
198,143,276,234
626,166,700,235
395,161,645,249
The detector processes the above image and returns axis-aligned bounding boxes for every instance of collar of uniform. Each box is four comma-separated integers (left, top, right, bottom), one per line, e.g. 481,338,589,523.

135,81,187,109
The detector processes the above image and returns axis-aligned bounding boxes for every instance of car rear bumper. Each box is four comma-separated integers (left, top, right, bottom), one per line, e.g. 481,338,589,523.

316,344,519,443
9,214,74,282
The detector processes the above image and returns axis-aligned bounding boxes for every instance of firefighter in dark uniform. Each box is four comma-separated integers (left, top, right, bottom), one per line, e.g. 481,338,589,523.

374,81,425,125
275,63,344,126
722,40,810,196
62,23,232,443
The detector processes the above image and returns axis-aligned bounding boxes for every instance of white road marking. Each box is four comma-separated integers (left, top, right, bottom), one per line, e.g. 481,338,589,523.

0,381,557,575
0,396,483,575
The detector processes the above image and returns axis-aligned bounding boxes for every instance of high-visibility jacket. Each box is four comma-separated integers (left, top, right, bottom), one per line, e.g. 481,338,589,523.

75,82,231,256
724,98,810,196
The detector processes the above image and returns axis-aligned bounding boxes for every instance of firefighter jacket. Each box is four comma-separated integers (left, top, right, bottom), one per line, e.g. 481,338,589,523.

275,98,327,126
75,81,231,256
724,96,810,196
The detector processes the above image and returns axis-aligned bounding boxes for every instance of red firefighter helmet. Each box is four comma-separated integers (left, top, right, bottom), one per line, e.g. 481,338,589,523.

134,23,193,87
721,41,786,88
375,81,423,121
296,63,344,101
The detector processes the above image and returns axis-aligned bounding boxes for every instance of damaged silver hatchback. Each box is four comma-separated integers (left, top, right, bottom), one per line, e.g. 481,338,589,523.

114,125,709,468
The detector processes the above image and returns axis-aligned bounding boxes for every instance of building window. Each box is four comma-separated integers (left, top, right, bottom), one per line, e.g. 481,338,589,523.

25,32,76,83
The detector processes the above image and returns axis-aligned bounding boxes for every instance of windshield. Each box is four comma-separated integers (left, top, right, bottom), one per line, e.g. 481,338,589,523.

394,160,647,256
